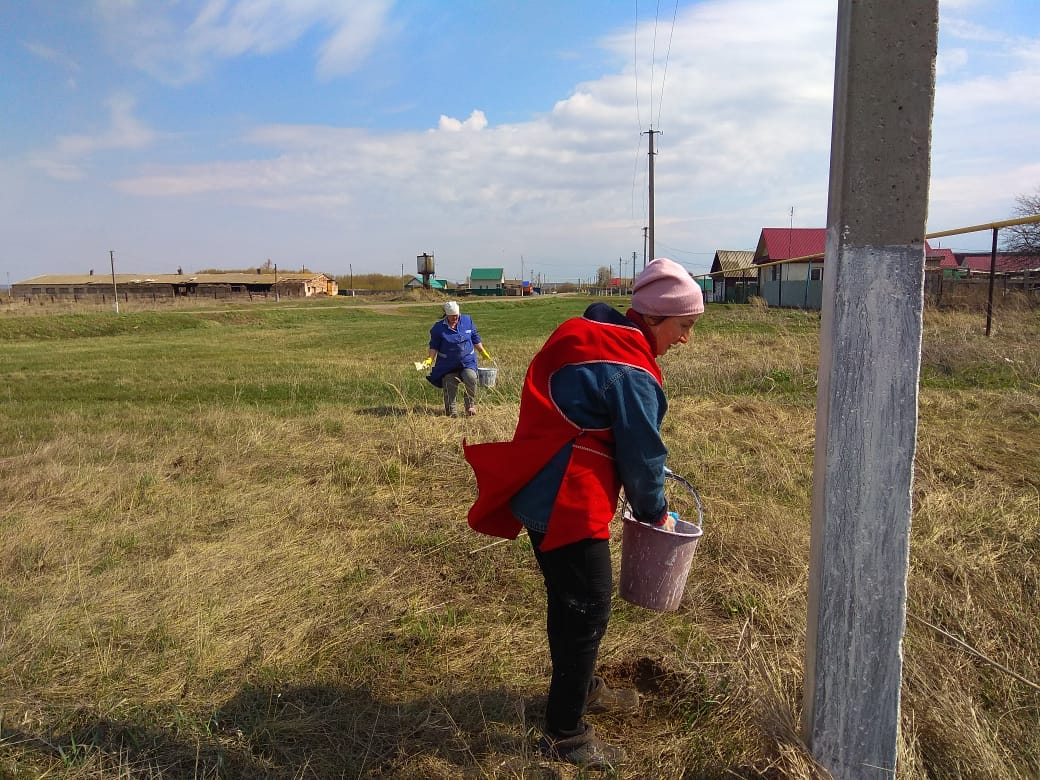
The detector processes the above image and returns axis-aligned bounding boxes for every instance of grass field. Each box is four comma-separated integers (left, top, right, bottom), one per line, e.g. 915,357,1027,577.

1,296,1038,779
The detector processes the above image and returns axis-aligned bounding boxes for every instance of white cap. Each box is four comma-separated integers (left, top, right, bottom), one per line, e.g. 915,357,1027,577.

444,301,460,316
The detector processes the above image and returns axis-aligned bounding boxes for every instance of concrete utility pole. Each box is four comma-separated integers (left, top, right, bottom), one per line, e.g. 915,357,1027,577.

643,127,660,261
803,2,937,778
109,250,119,313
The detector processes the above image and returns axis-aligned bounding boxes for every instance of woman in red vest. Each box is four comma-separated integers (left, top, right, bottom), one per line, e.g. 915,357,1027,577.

464,258,704,769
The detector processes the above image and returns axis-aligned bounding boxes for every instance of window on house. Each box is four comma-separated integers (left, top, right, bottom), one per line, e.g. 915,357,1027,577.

771,266,781,282
810,268,823,281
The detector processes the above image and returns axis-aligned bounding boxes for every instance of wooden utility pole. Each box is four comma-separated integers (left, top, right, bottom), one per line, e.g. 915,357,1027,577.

803,1,937,777
109,250,118,313
642,226,648,269
643,127,660,261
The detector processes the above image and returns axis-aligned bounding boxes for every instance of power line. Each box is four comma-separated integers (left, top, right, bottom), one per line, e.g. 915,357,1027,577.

634,0,642,131
650,0,660,122
653,241,716,257
630,134,647,224
655,0,680,129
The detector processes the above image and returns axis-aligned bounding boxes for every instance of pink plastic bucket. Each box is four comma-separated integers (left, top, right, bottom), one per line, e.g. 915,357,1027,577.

618,471,704,611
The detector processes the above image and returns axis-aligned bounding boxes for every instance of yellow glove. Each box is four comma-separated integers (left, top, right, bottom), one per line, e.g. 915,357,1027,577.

480,348,492,360
423,357,434,368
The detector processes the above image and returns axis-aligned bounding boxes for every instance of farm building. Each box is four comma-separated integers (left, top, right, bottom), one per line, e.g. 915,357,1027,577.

12,271,337,303
708,250,757,303
468,268,505,296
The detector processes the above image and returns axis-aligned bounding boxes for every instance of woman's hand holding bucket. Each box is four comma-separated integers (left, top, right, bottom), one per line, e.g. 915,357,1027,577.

653,510,680,533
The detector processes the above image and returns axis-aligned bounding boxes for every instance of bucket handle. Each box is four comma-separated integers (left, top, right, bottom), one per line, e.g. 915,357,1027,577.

662,467,705,524
621,467,704,527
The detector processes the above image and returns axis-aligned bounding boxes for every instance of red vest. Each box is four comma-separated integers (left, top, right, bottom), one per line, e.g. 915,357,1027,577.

464,313,661,551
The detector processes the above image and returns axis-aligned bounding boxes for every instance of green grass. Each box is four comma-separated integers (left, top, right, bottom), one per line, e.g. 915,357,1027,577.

0,296,1038,779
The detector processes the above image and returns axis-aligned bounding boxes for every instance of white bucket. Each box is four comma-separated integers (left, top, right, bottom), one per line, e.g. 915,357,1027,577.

476,366,498,388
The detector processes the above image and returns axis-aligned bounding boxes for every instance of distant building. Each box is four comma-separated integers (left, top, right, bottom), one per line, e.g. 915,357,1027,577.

955,251,1040,275
11,271,337,303
709,250,757,303
750,228,1012,310
468,268,505,296
753,228,827,309
403,276,447,290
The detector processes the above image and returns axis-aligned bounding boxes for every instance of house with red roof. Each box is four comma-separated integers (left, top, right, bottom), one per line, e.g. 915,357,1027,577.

955,252,1040,275
751,227,967,309
925,247,960,275
752,228,827,309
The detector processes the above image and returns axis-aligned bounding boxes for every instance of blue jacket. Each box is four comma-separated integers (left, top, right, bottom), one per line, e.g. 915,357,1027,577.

509,303,668,532
427,314,482,388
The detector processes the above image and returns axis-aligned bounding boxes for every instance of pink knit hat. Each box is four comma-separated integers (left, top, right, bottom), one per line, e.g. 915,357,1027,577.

631,258,704,317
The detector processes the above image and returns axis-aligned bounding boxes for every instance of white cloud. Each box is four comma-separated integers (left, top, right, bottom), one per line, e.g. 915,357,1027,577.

23,40,81,73
65,0,1040,279
106,0,843,278
31,94,157,181
93,0,394,85
436,111,489,132
937,47,970,76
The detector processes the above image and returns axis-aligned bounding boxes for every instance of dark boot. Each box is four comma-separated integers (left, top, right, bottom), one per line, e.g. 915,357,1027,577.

585,675,640,715
537,723,625,769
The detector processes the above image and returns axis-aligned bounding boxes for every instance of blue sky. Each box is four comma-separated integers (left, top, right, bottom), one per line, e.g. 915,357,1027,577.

2,0,1038,285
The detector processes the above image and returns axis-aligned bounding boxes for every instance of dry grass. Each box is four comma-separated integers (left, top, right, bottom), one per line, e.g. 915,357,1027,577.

0,299,1037,778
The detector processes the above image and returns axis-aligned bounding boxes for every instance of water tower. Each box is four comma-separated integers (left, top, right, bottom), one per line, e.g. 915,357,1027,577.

417,252,435,289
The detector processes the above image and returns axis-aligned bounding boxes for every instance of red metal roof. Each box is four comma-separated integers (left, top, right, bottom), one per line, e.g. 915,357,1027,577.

755,228,957,269
960,254,1040,273
755,228,826,263
926,247,958,269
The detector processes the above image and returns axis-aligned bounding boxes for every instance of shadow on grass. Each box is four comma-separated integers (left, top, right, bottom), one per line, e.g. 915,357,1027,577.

1,684,539,778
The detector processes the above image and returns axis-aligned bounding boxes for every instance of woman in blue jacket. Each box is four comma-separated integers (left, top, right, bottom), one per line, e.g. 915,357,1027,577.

425,300,491,417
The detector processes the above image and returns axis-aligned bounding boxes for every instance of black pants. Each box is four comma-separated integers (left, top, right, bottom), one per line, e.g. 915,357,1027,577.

528,530,613,737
